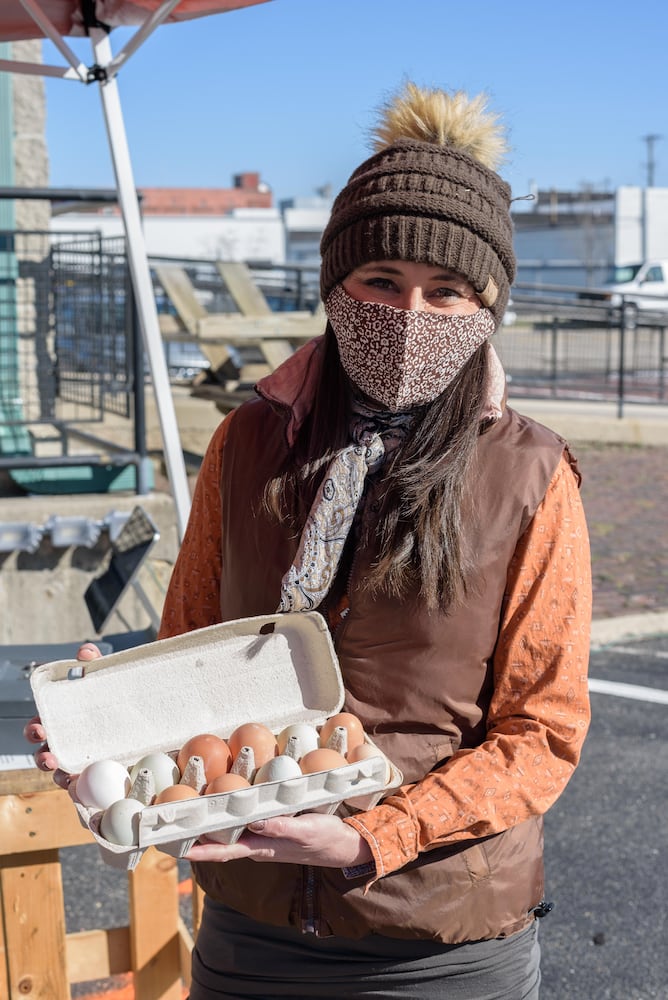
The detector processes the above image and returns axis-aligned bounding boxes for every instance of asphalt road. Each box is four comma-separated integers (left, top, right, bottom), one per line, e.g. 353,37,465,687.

59,632,668,1000
540,632,668,1000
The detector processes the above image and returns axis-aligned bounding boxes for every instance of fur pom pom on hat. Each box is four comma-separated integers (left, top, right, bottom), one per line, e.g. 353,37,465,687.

320,83,516,323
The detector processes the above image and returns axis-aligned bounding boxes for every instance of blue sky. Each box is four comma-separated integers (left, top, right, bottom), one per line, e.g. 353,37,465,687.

42,0,668,205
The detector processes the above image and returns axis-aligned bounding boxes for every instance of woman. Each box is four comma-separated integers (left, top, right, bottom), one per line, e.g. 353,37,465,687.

30,83,591,998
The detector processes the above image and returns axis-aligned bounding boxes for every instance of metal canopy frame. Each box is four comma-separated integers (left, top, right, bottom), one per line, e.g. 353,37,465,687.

0,0,199,541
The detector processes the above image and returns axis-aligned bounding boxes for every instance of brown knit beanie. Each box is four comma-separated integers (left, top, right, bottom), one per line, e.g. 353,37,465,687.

320,84,516,324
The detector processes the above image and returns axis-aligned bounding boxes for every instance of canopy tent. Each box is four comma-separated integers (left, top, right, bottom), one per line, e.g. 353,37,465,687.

0,0,272,541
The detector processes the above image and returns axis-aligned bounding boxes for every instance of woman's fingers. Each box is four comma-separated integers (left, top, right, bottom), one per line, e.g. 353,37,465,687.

77,642,103,661
23,716,45,744
23,640,101,781
52,769,75,791
185,813,373,868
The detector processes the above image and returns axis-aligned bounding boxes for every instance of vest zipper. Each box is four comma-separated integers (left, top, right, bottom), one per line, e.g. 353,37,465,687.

302,864,317,934
310,500,368,932
331,531,365,647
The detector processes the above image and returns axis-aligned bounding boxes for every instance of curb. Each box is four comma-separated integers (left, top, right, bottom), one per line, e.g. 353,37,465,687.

590,610,668,648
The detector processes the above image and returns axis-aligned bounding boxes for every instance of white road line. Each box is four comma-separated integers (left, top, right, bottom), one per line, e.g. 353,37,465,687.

0,754,36,770
589,678,668,704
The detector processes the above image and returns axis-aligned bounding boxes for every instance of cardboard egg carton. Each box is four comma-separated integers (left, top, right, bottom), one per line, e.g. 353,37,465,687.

30,612,402,870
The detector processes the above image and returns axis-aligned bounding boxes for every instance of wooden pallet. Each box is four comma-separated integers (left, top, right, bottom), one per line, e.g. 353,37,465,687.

0,768,203,1000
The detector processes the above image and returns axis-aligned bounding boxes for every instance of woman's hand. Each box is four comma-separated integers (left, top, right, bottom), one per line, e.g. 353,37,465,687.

185,812,373,869
23,642,104,789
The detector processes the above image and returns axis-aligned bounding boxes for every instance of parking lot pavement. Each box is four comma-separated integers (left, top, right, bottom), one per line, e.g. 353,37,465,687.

59,633,668,999
541,634,668,999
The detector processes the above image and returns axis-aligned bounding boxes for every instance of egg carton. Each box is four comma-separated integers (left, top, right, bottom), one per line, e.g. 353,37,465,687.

30,612,403,870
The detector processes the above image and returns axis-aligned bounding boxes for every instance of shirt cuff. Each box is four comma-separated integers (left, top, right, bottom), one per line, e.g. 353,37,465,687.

343,802,420,888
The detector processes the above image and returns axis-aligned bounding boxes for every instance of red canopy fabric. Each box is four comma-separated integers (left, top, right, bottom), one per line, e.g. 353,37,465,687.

0,0,270,41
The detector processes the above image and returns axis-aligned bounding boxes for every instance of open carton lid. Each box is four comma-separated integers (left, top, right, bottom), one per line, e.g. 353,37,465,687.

30,613,345,775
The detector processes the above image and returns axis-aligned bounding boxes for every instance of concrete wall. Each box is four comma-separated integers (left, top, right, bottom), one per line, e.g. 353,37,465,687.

12,40,49,228
0,491,179,645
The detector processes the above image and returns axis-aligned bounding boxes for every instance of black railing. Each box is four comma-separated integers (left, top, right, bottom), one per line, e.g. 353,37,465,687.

0,229,149,492
502,282,667,416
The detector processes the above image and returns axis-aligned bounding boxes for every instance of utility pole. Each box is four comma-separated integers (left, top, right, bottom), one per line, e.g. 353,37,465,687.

639,135,662,261
642,134,662,186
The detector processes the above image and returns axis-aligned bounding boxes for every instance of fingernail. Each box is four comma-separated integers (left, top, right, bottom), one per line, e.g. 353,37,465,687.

78,645,98,660
248,820,265,832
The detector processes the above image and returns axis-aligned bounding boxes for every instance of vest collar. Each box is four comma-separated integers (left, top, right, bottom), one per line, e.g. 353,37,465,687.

255,337,323,447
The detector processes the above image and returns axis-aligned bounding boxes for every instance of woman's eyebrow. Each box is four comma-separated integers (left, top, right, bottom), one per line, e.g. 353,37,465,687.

355,264,463,280
355,264,403,275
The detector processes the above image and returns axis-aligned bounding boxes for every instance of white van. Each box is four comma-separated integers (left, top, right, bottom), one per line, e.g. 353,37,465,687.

605,259,668,312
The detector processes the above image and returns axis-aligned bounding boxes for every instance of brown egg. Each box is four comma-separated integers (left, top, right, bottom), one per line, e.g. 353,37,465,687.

154,784,200,803
319,712,365,753
228,723,278,769
300,748,348,774
346,742,392,782
204,773,252,795
176,733,232,782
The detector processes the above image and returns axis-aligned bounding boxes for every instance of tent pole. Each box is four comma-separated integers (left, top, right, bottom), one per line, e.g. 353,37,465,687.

90,30,191,543
18,0,88,79
106,0,182,76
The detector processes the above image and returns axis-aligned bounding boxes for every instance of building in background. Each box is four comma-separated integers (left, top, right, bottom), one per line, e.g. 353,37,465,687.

513,185,668,289
51,172,286,263
280,189,334,264
51,179,668,296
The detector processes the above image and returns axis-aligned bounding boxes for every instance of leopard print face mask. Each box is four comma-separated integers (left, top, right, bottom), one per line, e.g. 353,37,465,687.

325,284,496,411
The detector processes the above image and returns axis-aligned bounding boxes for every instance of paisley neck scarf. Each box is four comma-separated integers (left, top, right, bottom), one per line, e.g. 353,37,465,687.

277,398,417,612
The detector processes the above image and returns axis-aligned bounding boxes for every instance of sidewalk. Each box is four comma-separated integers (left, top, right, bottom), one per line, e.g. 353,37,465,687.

589,610,668,647
508,395,668,647
507,395,668,448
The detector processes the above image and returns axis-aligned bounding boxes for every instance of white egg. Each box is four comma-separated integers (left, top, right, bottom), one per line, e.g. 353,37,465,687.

130,752,180,794
253,755,303,784
276,723,319,759
99,797,145,846
75,760,131,810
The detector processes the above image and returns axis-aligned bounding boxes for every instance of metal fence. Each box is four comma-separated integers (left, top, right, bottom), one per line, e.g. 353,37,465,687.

499,283,667,413
51,234,135,418
0,230,148,490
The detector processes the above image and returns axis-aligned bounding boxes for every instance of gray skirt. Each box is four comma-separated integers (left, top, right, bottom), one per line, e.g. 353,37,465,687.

188,898,541,1000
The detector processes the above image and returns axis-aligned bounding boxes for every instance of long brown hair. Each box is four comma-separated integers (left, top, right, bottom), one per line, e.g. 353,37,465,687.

264,324,490,611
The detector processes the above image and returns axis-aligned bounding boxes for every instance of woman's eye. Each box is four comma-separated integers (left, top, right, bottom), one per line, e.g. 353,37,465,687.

431,286,461,300
364,277,395,290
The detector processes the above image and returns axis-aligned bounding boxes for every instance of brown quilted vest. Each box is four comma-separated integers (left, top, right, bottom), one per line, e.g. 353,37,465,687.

191,389,568,943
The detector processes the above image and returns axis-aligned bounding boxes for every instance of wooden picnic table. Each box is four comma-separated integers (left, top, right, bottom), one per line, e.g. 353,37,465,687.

155,261,325,413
